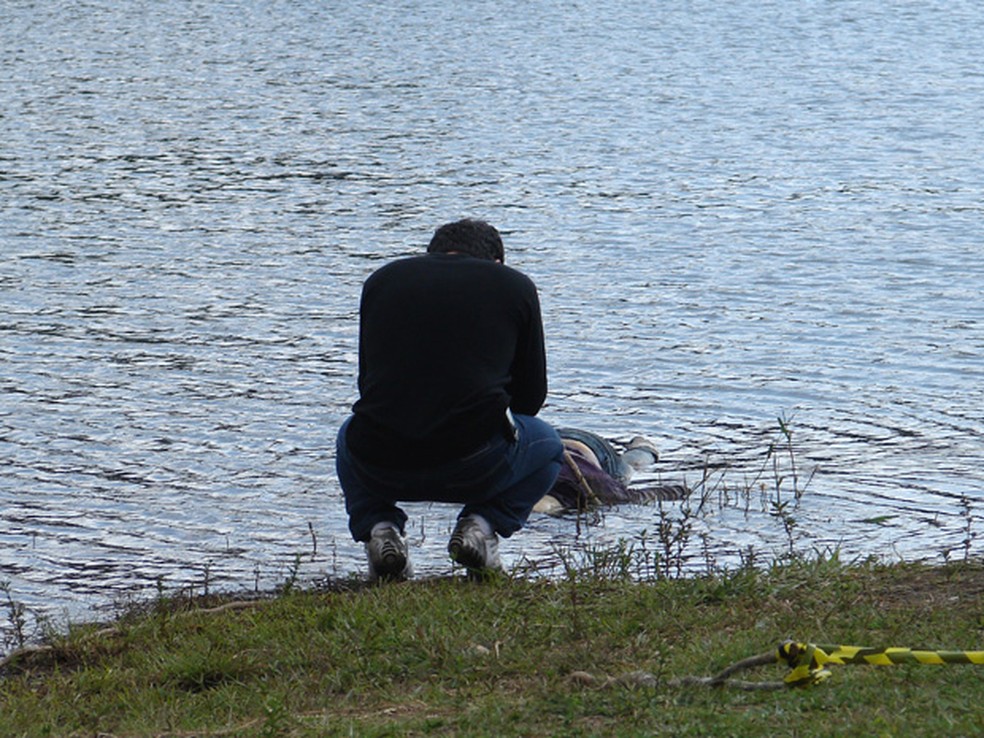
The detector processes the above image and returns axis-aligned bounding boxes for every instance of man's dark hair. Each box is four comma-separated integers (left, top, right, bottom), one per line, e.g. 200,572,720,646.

427,219,505,262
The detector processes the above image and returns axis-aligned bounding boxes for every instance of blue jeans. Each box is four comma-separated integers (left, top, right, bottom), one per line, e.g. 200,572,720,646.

336,414,563,541
554,427,632,482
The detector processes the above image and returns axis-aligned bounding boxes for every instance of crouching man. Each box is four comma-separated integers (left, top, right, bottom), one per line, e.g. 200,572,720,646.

335,219,564,580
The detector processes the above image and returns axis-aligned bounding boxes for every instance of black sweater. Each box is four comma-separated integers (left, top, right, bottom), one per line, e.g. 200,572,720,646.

346,253,548,468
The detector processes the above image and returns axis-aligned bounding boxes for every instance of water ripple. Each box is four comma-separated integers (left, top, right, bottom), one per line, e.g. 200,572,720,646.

2,0,983,636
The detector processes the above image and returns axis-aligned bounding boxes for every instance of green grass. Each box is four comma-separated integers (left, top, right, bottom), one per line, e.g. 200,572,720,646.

3,554,984,737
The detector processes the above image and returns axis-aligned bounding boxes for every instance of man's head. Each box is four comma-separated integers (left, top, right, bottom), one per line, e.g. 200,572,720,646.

427,219,505,263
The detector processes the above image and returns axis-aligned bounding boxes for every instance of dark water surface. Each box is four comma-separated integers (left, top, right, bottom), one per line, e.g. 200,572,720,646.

2,1,982,637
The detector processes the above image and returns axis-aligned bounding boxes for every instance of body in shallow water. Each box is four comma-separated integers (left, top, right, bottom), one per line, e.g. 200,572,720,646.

534,428,689,514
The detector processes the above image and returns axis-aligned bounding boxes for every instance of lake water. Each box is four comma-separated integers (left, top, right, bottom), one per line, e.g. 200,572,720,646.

2,0,982,639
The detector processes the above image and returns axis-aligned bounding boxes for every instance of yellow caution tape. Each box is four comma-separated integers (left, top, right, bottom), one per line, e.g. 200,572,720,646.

778,641,984,687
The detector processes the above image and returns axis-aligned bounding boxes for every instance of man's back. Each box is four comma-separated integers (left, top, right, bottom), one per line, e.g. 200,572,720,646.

347,252,547,468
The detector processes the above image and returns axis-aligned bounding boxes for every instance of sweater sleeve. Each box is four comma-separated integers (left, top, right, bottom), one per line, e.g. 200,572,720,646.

506,286,548,415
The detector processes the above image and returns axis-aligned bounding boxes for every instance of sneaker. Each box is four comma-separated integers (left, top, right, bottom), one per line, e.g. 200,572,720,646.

448,516,502,576
366,526,412,582
622,436,660,471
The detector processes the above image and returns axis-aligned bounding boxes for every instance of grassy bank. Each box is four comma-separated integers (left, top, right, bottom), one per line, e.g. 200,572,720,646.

2,554,984,737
